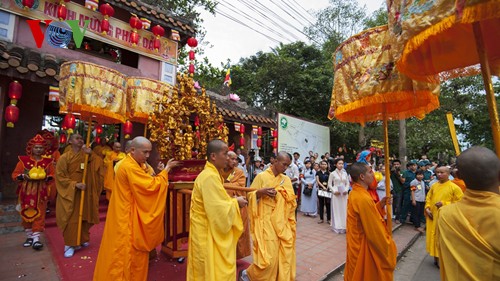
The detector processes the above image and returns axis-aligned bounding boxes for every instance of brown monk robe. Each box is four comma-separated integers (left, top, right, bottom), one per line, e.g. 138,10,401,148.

220,151,250,259
56,134,104,257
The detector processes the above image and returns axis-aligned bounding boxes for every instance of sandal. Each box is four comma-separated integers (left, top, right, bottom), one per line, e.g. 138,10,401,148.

32,241,43,250
23,238,34,247
317,220,324,224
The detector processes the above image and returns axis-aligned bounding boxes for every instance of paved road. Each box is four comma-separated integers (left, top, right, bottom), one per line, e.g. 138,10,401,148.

326,234,441,281
395,235,440,281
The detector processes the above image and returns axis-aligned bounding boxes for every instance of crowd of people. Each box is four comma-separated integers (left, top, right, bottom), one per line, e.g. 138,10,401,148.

10,132,500,280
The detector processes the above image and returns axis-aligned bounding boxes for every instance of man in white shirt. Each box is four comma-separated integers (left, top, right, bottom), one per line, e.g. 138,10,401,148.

293,152,304,172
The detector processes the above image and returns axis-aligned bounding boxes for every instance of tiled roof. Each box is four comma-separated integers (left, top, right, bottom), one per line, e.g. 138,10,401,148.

207,91,276,128
107,0,196,38
0,41,63,83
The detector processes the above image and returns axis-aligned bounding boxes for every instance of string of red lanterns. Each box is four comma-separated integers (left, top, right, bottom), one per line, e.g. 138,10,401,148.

271,128,278,154
151,24,165,52
256,126,262,148
99,3,114,34
239,123,245,149
4,81,22,128
129,13,142,46
187,37,197,75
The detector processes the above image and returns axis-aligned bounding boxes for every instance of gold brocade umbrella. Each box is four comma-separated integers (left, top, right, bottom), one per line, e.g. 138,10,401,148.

59,61,128,245
388,0,500,155
126,77,173,136
59,61,128,124
328,25,440,233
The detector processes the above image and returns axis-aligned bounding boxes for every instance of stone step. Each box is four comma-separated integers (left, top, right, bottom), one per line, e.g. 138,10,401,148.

0,221,24,234
0,202,17,213
0,210,21,223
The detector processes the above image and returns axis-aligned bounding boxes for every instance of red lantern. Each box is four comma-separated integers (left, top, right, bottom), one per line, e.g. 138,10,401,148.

189,50,195,60
22,0,35,9
5,104,19,128
8,81,22,104
130,32,140,46
272,129,278,138
187,37,198,48
123,120,133,139
151,25,165,52
256,138,262,148
188,64,195,74
96,124,103,134
271,139,278,149
59,133,67,144
99,3,114,34
57,2,67,20
239,137,245,148
239,124,245,134
257,126,262,136
95,136,101,144
129,14,142,46
63,113,76,130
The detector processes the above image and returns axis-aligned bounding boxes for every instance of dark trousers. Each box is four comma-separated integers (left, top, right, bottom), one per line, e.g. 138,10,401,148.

318,196,331,221
412,201,425,228
393,190,403,219
292,183,299,218
399,189,412,222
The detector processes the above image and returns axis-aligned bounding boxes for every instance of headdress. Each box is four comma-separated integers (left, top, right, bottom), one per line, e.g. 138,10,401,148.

26,134,48,156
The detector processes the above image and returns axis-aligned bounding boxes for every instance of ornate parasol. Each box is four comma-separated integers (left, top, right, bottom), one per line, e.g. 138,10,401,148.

388,0,500,155
59,61,127,244
126,77,173,136
328,25,440,232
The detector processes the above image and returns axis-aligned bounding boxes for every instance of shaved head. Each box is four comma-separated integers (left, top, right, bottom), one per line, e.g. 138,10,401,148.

226,151,238,169
131,136,151,148
130,137,152,164
350,162,369,182
457,146,500,191
207,139,228,169
112,142,122,152
277,151,292,162
207,139,226,156
124,140,133,153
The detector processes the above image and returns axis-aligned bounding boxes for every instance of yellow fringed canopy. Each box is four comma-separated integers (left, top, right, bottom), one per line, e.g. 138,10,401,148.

388,0,500,82
59,61,128,124
126,77,173,124
328,25,440,124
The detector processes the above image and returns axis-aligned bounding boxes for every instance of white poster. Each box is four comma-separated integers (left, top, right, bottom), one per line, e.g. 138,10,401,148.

277,113,330,161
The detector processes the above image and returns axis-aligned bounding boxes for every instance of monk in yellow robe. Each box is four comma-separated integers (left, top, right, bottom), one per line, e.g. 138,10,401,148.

92,142,111,160
93,137,180,281
425,166,463,266
103,142,126,200
220,150,250,259
437,147,500,280
12,134,55,250
187,140,246,281
55,134,104,258
241,151,297,281
344,162,396,281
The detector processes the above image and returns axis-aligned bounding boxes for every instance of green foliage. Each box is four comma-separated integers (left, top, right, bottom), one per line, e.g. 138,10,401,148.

363,7,388,28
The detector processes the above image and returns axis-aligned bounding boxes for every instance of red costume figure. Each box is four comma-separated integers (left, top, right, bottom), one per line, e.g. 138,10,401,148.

11,134,55,250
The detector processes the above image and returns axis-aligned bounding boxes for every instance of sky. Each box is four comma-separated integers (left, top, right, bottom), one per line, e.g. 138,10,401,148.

199,0,385,67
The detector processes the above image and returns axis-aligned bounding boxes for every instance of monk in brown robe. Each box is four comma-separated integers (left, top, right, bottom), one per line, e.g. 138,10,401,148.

220,150,250,259
55,133,104,258
345,162,396,281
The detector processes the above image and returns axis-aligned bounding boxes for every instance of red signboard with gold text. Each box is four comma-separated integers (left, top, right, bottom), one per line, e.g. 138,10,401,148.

0,0,178,64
